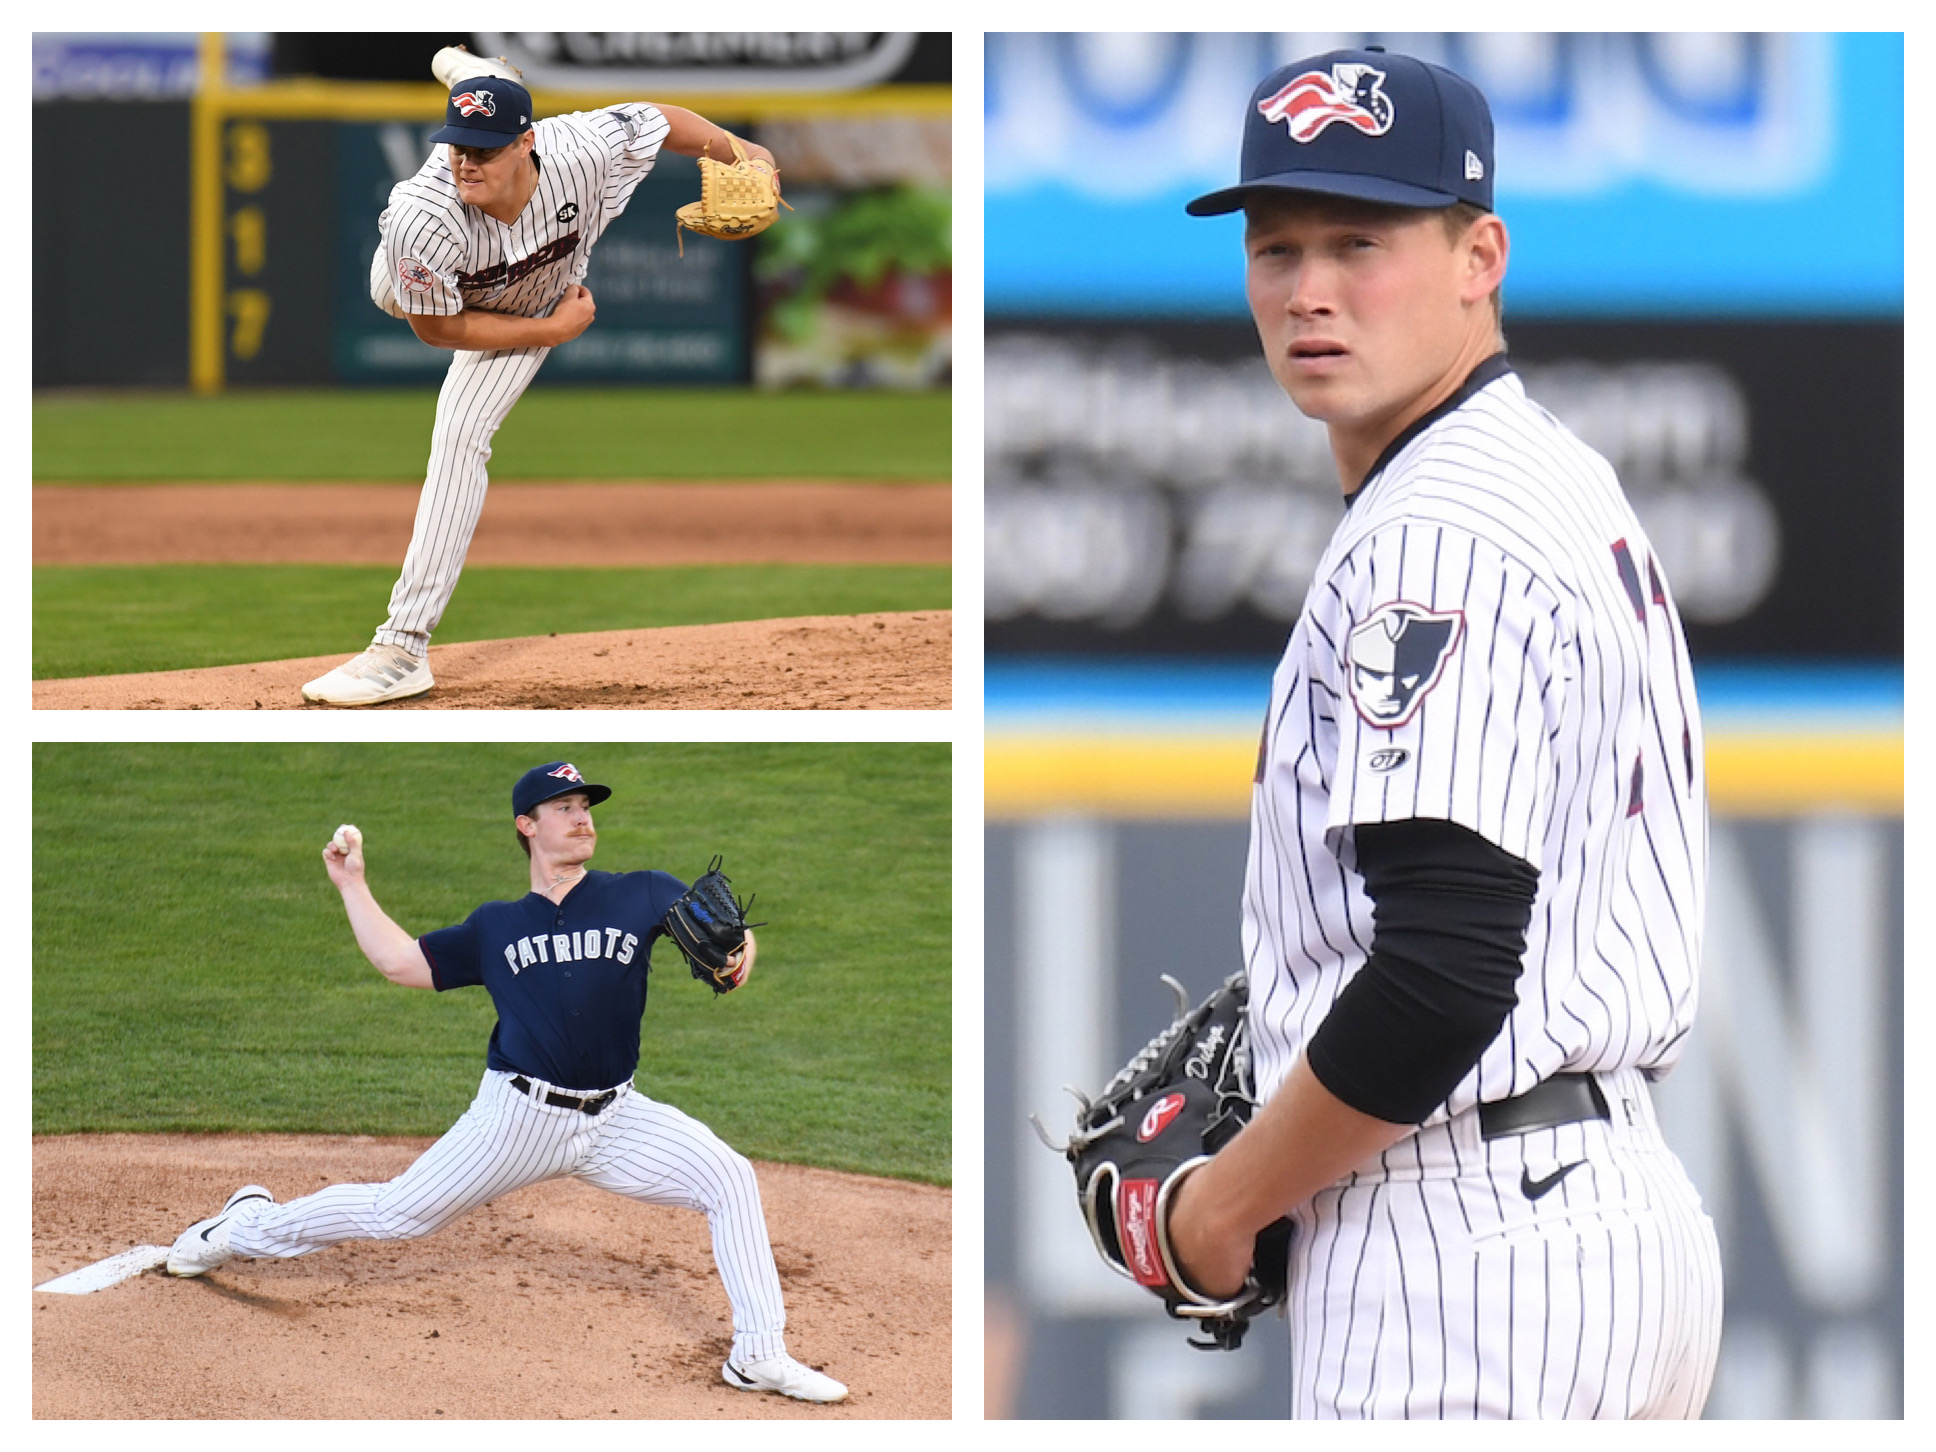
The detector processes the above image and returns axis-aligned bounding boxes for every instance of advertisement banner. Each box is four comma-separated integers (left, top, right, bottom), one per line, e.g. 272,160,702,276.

985,32,1902,316
984,318,1902,662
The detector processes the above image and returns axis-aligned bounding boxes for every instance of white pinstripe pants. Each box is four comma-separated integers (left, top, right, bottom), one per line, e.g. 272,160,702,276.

226,1070,789,1363
1284,1067,1722,1420
369,342,550,656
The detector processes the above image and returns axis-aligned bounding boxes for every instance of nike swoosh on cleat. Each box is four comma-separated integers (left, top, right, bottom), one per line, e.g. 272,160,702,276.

1520,1162,1584,1201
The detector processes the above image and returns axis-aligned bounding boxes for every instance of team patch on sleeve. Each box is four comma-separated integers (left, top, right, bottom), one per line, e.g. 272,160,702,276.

1346,602,1464,728
397,258,434,295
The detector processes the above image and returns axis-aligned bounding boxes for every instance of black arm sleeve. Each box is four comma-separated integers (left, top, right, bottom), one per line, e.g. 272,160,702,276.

1304,818,1539,1125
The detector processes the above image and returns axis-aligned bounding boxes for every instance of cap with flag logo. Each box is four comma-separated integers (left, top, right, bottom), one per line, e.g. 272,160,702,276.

429,75,535,149
512,762,612,819
1186,47,1494,216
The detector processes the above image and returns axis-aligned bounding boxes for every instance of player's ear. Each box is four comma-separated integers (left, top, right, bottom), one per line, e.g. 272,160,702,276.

515,813,537,840
1461,214,1508,307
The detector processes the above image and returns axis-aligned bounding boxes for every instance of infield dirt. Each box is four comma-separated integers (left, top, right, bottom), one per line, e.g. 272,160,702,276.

32,482,951,709
33,1133,950,1420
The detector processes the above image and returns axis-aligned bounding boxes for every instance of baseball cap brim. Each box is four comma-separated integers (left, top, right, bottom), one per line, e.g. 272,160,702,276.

427,122,521,148
522,781,612,814
1186,170,1465,216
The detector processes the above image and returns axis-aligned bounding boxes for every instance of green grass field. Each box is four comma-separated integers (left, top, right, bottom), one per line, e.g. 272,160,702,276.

33,563,951,679
33,743,951,1187
32,388,951,482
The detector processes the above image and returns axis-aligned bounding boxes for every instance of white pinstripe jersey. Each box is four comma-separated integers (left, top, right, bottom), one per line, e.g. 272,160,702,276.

1243,360,1708,1121
380,104,671,321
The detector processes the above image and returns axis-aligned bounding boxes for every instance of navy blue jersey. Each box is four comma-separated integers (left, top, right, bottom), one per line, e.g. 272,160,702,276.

419,868,688,1091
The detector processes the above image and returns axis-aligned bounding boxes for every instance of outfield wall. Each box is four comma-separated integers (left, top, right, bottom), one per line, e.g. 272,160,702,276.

32,36,951,391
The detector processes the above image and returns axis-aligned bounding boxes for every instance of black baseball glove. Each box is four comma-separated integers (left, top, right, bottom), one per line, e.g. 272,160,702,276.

661,856,765,994
1032,972,1293,1351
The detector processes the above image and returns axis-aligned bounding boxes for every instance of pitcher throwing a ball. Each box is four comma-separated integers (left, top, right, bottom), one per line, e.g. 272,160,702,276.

302,46,782,706
164,760,846,1404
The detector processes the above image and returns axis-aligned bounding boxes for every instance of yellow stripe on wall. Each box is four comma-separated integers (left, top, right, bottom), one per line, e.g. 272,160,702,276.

984,732,1902,818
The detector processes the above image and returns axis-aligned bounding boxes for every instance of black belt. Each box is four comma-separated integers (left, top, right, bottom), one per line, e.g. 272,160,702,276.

509,1075,618,1116
1477,1074,1609,1140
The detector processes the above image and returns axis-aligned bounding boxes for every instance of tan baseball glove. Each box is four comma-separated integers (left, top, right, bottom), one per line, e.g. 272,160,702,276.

676,137,791,255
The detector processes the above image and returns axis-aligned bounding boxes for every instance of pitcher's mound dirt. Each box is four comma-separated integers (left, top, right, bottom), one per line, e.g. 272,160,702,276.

31,611,951,711
33,1134,949,1420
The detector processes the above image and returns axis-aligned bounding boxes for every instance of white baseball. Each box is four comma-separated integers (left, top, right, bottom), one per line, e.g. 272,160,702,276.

332,824,363,855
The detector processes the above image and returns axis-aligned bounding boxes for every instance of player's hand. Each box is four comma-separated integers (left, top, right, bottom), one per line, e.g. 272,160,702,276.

726,928,757,986
323,824,366,889
738,139,781,196
548,285,596,345
1164,1163,1252,1302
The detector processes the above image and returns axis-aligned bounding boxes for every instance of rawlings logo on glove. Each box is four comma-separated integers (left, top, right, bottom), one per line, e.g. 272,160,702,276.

675,137,792,255
1033,972,1293,1351
661,856,766,995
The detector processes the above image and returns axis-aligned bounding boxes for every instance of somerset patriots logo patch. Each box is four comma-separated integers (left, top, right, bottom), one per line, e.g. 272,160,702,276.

453,89,497,118
1257,63,1395,143
1346,602,1463,728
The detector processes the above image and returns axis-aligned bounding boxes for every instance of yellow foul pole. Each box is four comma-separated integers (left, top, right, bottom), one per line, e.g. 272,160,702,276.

189,32,226,394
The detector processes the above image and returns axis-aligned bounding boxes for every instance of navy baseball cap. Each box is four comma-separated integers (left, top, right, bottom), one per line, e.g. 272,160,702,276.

1186,48,1494,216
428,75,534,148
513,762,612,819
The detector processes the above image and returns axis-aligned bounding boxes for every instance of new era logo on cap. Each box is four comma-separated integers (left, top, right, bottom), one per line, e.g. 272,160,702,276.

1466,149,1485,181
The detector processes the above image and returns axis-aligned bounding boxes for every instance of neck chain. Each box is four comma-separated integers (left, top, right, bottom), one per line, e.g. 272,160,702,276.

547,864,586,892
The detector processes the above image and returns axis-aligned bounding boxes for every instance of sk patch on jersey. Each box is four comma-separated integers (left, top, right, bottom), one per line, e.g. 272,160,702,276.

1346,603,1462,728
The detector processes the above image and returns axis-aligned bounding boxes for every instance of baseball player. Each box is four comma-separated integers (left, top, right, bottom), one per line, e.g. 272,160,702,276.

302,48,780,705
164,760,847,1404
1158,48,1723,1418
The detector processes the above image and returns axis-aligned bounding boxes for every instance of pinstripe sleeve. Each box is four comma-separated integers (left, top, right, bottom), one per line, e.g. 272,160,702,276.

383,200,466,316
1324,521,1566,868
588,104,670,191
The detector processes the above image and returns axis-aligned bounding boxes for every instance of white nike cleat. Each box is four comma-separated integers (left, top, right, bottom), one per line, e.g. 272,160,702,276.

723,1353,849,1403
301,644,433,706
167,1185,274,1277
431,44,524,88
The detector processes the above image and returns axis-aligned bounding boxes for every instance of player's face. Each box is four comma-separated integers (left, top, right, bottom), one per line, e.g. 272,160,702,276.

1244,196,1501,454
448,132,532,211
521,793,596,863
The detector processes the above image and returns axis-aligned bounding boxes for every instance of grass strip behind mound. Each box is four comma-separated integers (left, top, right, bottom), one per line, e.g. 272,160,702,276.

33,388,950,483
33,563,950,679
33,743,950,1186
